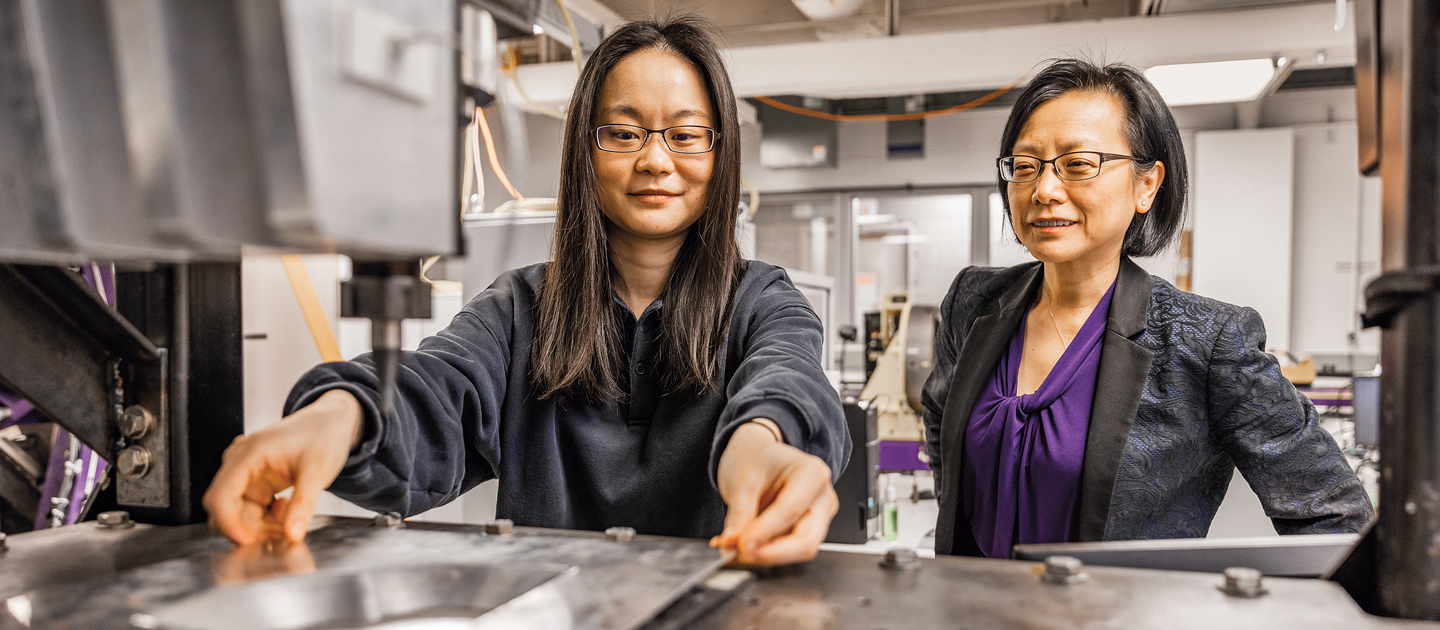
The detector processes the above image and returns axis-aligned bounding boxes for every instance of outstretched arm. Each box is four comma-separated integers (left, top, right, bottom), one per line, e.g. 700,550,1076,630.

204,276,523,544
707,277,850,565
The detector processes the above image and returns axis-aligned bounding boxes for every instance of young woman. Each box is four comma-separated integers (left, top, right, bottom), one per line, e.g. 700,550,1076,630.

922,59,1372,558
204,17,848,566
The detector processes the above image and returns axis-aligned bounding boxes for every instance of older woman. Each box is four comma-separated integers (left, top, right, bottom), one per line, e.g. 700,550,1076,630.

203,17,847,566
922,59,1372,558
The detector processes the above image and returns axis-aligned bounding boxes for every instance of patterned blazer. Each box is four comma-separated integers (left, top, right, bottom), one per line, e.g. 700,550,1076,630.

921,257,1374,557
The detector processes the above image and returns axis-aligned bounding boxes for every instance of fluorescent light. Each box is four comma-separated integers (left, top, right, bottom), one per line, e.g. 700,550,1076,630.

1144,59,1278,106
532,24,544,35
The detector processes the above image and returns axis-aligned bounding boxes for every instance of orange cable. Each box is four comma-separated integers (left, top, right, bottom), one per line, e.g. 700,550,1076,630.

475,106,524,200
753,79,1024,122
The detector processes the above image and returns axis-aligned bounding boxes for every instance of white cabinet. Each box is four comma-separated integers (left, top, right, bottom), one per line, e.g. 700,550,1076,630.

1192,128,1295,351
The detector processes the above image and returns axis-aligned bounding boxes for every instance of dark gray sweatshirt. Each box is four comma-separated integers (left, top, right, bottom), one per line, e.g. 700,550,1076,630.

285,260,849,538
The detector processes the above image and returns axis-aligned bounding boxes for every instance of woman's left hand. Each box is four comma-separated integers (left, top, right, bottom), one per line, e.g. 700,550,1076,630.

712,421,837,565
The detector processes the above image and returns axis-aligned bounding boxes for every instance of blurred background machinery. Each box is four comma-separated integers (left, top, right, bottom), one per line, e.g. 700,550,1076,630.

857,292,938,471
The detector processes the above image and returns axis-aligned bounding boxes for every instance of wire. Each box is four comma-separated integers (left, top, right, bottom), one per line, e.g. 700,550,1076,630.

476,106,524,200
429,112,494,286
433,106,525,280
741,177,760,220
553,0,585,76
421,254,441,284
460,117,475,214
469,111,486,201
753,79,1024,122
503,44,568,120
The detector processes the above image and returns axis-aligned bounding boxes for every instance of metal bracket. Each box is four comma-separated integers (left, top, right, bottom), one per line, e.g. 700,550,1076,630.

0,264,173,509
1361,265,1440,329
117,349,169,508
0,264,159,462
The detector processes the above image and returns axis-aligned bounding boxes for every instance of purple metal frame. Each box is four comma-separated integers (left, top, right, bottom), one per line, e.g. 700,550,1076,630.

878,439,931,472
0,389,35,429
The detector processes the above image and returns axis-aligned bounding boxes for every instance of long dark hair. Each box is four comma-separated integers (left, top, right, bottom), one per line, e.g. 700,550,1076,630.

998,59,1188,257
531,16,745,402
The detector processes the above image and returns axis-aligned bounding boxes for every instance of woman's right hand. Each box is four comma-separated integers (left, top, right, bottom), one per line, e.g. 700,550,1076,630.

202,389,364,545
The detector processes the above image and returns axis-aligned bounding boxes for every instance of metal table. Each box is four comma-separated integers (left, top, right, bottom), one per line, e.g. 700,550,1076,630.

1,516,1435,630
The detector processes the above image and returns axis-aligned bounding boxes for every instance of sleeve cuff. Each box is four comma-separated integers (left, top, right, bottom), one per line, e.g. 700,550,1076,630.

286,383,386,474
733,399,805,446
708,397,812,488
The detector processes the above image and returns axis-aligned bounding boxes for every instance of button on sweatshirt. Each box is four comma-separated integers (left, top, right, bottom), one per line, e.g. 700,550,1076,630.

284,260,850,538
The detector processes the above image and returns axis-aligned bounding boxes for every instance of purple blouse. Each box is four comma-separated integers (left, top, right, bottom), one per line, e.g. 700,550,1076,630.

961,281,1116,558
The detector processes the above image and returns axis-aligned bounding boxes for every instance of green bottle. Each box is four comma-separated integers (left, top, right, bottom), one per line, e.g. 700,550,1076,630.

881,476,899,542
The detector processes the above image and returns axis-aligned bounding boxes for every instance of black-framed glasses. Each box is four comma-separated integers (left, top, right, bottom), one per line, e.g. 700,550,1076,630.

998,151,1150,183
594,124,718,154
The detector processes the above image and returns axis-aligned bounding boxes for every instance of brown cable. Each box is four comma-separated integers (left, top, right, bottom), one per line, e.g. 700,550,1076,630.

753,79,1024,122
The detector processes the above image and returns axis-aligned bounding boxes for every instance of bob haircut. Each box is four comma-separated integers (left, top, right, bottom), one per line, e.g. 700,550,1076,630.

531,16,745,402
997,59,1188,258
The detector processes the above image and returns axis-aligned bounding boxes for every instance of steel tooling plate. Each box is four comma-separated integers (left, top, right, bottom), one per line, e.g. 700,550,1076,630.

0,516,728,630
681,550,1437,630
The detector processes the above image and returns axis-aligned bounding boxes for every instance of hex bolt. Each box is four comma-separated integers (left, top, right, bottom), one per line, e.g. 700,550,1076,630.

879,547,920,570
484,519,514,535
605,526,636,542
1220,567,1267,598
97,511,135,529
1041,555,1089,585
0,532,7,552
373,512,403,528
117,447,151,477
119,405,154,440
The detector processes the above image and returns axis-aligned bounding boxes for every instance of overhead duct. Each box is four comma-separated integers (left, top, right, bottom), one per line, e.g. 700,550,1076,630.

790,0,867,20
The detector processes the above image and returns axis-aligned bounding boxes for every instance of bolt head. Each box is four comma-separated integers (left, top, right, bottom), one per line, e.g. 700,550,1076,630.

879,547,921,570
1221,566,1266,597
117,447,151,477
373,512,403,528
484,519,514,535
97,511,134,529
604,526,636,542
1046,555,1082,576
0,532,8,551
1041,555,1088,584
119,406,153,439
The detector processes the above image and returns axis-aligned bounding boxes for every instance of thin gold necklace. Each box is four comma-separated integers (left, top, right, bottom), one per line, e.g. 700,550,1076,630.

1045,284,1069,351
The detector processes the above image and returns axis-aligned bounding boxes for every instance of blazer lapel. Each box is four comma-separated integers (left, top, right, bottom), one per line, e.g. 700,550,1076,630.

935,263,1041,555
1075,257,1155,541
